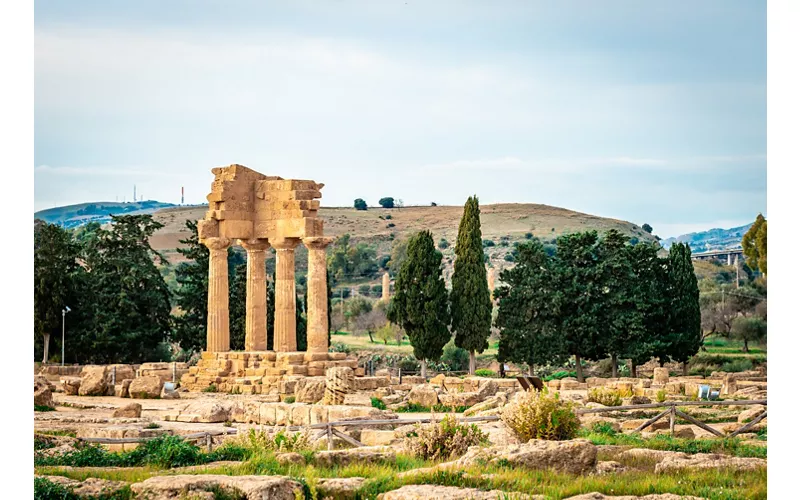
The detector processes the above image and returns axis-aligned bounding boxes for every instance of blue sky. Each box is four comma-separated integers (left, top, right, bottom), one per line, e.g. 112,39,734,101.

34,0,766,238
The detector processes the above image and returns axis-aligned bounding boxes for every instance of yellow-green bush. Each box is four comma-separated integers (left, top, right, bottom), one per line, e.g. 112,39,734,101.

404,414,487,461
501,389,580,441
588,387,623,407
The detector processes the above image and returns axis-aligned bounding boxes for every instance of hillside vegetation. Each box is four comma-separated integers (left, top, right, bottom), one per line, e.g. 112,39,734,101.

35,200,175,229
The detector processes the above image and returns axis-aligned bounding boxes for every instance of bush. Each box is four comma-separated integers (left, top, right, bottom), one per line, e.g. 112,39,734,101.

474,369,496,378
656,389,667,403
483,240,495,247
202,384,218,393
329,342,351,354
386,223,395,228
587,387,622,407
440,341,469,372
371,397,387,410
232,428,317,454
379,197,395,209
720,358,754,373
284,396,296,404
34,405,56,412
358,284,371,296
354,198,367,211
398,355,420,372
404,414,487,461
384,214,392,220
35,477,82,500
504,254,515,262
501,389,580,441
438,238,449,249
542,370,576,382
524,232,533,239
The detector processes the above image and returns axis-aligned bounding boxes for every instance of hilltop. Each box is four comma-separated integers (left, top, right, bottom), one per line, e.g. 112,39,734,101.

661,223,752,253
34,200,176,229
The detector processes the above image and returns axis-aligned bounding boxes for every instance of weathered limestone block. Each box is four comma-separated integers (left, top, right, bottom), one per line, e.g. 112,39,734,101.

737,404,766,424
477,379,499,399
377,485,533,500
360,430,397,447
408,384,439,407
79,366,108,396
322,367,355,405
664,381,684,395
114,379,132,398
455,439,597,475
653,367,670,385
343,393,373,407
317,477,365,500
169,401,234,423
128,376,163,399
438,392,481,408
36,475,128,499
61,376,82,395
113,403,142,418
721,373,738,396
34,375,53,408
654,453,767,473
129,475,303,500
314,446,395,467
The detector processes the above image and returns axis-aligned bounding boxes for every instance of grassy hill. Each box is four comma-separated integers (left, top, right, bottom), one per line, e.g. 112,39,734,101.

34,200,176,229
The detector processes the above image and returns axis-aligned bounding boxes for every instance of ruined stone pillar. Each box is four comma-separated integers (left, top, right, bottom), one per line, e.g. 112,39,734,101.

204,237,232,352
239,239,271,351
304,237,334,353
381,272,390,302
487,267,496,299
272,237,300,352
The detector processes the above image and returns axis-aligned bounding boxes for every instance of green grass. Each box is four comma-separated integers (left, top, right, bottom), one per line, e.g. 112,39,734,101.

394,403,469,413
34,476,134,500
371,397,387,410
578,429,766,459
35,405,56,412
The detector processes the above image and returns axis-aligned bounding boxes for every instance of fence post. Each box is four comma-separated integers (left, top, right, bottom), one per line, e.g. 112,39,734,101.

327,424,333,451
111,366,116,386
669,406,676,436
205,433,212,453
173,362,176,384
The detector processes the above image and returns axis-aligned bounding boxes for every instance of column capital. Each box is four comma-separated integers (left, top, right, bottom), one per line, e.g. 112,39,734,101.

303,236,335,250
271,237,301,251
202,237,232,251
238,238,271,252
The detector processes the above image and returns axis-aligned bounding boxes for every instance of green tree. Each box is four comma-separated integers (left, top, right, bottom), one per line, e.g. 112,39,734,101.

34,221,80,363
229,264,247,350
378,197,395,209
495,240,567,375
665,243,702,374
172,221,208,353
267,269,275,350
642,223,653,234
742,214,767,276
296,284,307,351
387,230,451,378
354,198,367,211
77,215,172,363
553,231,608,382
450,196,493,374
731,316,767,352
327,234,379,282
387,237,409,276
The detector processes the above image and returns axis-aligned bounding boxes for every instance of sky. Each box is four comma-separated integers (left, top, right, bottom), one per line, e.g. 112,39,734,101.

33,0,766,238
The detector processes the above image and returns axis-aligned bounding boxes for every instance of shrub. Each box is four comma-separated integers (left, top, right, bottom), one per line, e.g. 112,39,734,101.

384,214,392,220
202,384,218,393
145,422,161,429
379,197,395,209
404,414,487,461
474,369,496,378
720,358,754,373
329,342,351,354
232,428,317,454
656,389,667,403
371,397,387,410
35,477,82,500
398,355,419,372
590,421,619,436
441,341,469,372
524,232,533,239
587,387,622,407
483,240,495,247
503,254,515,262
542,370,576,382
386,223,395,228
284,396,296,404
354,198,367,211
501,389,580,441
34,405,56,412
438,238,449,249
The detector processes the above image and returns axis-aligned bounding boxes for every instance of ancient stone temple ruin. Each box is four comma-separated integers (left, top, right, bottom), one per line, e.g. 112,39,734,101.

181,165,357,393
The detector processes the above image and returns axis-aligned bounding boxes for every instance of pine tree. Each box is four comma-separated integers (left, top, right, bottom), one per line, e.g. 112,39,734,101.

451,196,493,374
495,239,567,374
665,243,702,374
34,221,80,363
387,230,450,378
172,220,209,353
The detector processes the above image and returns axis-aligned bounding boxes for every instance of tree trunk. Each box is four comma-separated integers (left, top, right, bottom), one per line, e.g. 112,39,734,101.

469,351,476,375
367,331,374,343
42,333,51,364
659,358,665,367
611,354,618,378
421,360,427,379
499,363,505,378
682,361,688,376
631,363,638,378
575,354,584,382
528,364,535,376
743,339,749,353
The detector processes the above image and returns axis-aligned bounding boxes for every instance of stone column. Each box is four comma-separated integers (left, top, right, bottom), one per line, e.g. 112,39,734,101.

203,237,232,352
381,272,390,302
272,237,300,352
304,237,334,353
239,239,270,351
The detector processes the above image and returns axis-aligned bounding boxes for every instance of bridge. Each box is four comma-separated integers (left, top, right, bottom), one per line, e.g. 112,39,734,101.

691,248,744,266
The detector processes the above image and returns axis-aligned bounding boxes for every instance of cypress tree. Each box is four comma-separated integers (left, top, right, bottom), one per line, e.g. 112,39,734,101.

665,243,702,375
173,220,209,353
229,264,247,350
387,230,450,378
451,196,493,374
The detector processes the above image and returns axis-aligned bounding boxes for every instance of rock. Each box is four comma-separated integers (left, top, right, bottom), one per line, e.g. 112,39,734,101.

170,401,233,423
653,367,670,385
438,392,481,408
630,395,651,405
112,402,142,418
721,373,738,396
618,448,688,462
455,439,597,475
477,379,499,399
316,477,365,499
78,366,108,396
128,376,163,399
464,394,506,417
655,453,767,473
314,446,395,467
621,418,669,431
343,393,373,406
36,476,128,498
129,475,303,500
565,494,705,500
61,376,81,395
377,485,543,500
375,368,392,377
594,461,628,475
323,367,355,405
115,379,132,398
361,429,397,446
479,422,520,446
408,384,439,407
295,378,326,403
276,452,306,466
34,376,54,408
737,404,766,424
